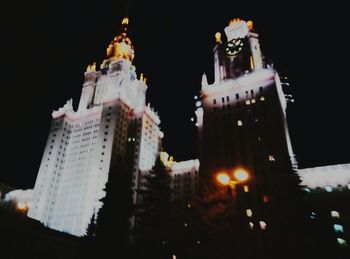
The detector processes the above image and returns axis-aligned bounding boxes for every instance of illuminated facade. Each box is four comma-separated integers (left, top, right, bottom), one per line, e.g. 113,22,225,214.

28,18,163,236
169,159,200,200
299,164,350,258
195,19,301,258
196,19,297,182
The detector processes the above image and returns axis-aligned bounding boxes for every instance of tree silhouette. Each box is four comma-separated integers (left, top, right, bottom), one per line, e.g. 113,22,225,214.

85,211,96,238
76,156,133,259
132,154,173,259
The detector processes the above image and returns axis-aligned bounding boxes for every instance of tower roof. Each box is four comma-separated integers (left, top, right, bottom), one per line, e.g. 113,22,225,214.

105,17,135,62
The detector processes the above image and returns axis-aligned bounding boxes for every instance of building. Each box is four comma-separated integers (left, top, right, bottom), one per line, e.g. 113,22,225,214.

196,19,297,182
4,189,33,212
28,18,163,236
195,19,303,258
0,183,14,200
299,164,350,258
169,159,200,201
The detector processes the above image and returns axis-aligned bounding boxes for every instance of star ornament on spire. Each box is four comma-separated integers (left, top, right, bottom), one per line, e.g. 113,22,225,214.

105,17,135,62
121,17,129,25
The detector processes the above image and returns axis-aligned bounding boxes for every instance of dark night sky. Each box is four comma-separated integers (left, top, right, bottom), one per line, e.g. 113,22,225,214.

1,1,349,189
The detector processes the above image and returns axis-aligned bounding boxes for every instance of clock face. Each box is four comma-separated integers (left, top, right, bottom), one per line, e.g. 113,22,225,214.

226,38,244,56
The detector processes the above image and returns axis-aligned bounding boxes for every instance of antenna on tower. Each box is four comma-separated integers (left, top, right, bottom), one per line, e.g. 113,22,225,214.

124,0,133,19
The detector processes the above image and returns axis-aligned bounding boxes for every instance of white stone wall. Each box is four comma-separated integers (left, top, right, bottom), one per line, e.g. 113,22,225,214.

28,58,162,236
170,160,200,200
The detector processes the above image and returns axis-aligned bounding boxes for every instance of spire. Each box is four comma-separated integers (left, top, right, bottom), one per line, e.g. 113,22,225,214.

86,62,96,72
215,32,222,44
105,17,135,62
201,73,208,87
140,73,147,84
121,17,129,26
229,18,242,26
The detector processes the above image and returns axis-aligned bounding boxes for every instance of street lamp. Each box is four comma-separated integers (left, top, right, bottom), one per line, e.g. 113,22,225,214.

216,168,249,188
233,168,249,182
215,168,250,256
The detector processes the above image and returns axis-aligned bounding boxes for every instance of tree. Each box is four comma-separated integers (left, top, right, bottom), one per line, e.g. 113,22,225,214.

76,156,134,259
85,211,96,238
97,157,133,257
188,183,237,259
132,154,173,259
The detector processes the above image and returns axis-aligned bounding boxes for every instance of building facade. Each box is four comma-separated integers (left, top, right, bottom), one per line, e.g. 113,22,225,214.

28,18,163,236
195,19,303,258
299,164,350,258
169,159,200,201
196,19,297,183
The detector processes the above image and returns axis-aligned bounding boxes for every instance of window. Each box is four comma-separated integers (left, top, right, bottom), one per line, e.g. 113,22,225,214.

259,221,267,230
249,222,254,229
237,120,243,126
310,212,316,219
244,185,249,192
245,100,251,105
260,96,265,101
226,96,230,101
331,210,340,218
235,93,239,100
259,86,263,92
246,209,253,217
213,99,216,105
221,97,225,103
337,238,347,247
263,195,269,203
334,224,344,233
325,186,333,192
303,187,311,193
268,155,275,161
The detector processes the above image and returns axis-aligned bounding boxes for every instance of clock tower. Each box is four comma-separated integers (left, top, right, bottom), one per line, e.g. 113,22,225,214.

214,19,263,82
196,19,304,259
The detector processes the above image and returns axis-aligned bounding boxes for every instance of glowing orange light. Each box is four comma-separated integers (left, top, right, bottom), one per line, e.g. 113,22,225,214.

229,18,241,26
247,20,254,30
215,32,222,44
233,168,249,182
250,56,254,70
17,202,27,210
216,173,230,185
86,62,96,72
122,17,129,25
263,195,269,203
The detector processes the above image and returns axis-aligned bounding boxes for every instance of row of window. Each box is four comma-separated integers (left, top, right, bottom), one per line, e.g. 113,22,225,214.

213,96,266,111
212,87,264,105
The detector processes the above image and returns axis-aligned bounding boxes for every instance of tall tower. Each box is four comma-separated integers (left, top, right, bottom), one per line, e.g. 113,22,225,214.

28,18,163,236
196,19,300,258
